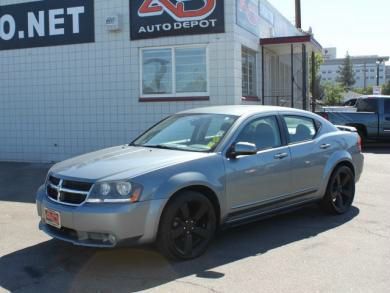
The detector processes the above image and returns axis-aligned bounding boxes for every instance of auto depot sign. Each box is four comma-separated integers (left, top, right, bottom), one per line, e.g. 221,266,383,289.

130,0,225,40
0,0,94,50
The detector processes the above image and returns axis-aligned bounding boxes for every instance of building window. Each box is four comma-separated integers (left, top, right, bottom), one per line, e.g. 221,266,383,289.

141,46,208,97
356,69,360,73
242,47,257,97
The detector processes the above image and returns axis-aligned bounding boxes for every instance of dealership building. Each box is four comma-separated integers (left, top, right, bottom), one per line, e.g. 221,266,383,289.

0,0,322,162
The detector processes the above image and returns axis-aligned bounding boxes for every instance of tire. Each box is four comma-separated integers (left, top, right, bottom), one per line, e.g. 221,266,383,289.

321,165,355,214
157,191,217,260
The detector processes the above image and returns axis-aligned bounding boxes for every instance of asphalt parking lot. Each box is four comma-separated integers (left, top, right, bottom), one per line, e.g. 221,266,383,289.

1,145,390,293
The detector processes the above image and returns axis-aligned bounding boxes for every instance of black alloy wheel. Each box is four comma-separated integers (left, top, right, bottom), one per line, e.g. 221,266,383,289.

158,191,216,260
322,166,355,214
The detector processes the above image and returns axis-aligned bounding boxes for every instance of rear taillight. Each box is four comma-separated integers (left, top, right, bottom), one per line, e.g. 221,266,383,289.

357,134,362,152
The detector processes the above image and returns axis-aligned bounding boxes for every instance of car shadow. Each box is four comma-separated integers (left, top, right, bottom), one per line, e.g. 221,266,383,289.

0,205,359,292
0,162,51,204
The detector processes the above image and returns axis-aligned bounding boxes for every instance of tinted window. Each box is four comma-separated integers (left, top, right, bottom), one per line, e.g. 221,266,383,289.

385,100,390,114
236,116,281,150
356,98,378,112
283,116,317,143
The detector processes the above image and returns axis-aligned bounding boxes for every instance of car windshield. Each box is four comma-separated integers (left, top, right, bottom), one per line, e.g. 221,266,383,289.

132,114,237,152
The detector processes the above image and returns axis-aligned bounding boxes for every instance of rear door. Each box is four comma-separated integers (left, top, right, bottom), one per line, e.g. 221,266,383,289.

282,115,331,195
381,99,390,137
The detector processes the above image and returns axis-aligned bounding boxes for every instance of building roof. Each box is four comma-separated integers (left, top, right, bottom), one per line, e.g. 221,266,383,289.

323,55,389,66
260,34,322,53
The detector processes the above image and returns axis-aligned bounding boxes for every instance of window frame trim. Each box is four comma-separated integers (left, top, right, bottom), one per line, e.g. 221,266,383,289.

139,45,210,99
241,46,258,98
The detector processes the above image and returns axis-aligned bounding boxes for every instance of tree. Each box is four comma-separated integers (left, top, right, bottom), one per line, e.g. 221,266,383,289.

309,53,324,98
337,52,356,90
382,81,390,95
355,86,373,95
323,83,344,105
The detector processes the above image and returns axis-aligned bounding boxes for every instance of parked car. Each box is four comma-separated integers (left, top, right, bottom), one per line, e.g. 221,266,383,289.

321,106,357,113
320,98,359,113
36,106,364,260
318,95,390,142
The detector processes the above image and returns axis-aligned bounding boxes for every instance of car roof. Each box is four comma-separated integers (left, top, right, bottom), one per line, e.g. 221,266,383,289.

177,105,308,117
360,95,390,99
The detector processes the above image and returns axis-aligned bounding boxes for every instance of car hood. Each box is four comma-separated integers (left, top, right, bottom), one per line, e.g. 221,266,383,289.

50,145,210,181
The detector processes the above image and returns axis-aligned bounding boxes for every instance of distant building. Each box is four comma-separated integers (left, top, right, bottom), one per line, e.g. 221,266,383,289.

320,55,389,88
386,66,390,83
323,47,337,60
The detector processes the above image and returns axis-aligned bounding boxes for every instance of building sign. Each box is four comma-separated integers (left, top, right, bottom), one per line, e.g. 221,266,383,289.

373,86,382,95
130,0,225,40
236,0,261,36
0,0,94,51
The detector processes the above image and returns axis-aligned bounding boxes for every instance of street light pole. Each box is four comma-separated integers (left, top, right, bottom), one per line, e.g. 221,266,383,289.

377,61,380,86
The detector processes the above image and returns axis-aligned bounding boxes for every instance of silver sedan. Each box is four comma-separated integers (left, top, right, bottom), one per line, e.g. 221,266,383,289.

36,106,364,260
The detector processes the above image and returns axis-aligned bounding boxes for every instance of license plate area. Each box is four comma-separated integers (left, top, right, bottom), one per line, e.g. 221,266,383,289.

44,208,61,229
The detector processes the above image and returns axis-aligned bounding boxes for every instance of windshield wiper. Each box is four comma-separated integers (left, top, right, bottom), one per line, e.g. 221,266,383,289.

143,144,178,150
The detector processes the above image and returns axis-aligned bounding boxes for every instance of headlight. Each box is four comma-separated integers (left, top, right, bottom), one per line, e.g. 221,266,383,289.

87,181,142,203
116,182,132,196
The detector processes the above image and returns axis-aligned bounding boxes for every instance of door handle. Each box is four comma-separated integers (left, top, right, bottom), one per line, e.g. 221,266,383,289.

274,153,288,159
320,144,331,149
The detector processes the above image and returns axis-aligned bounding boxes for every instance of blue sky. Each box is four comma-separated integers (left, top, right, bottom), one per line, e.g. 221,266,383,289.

269,0,390,62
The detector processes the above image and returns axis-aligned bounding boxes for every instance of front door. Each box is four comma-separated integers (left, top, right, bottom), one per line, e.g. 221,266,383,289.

224,115,292,212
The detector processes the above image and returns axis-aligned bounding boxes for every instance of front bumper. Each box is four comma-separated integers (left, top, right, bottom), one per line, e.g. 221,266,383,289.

36,185,167,247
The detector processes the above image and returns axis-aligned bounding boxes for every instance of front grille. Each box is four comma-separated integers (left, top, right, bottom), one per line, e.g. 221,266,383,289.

46,175,93,205
49,176,60,185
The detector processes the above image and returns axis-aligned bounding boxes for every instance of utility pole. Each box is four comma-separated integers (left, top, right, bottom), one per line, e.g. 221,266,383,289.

377,62,380,86
295,0,302,29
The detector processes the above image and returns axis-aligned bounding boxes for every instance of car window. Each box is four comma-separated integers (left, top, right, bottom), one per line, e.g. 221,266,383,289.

384,100,390,114
235,116,281,150
132,114,237,152
343,99,356,106
356,98,378,112
283,116,317,144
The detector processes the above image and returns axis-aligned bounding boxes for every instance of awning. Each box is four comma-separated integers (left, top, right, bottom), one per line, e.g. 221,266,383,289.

259,34,323,110
260,34,322,54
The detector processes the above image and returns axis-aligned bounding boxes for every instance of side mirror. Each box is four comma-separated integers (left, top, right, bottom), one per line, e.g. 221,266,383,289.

228,142,257,158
